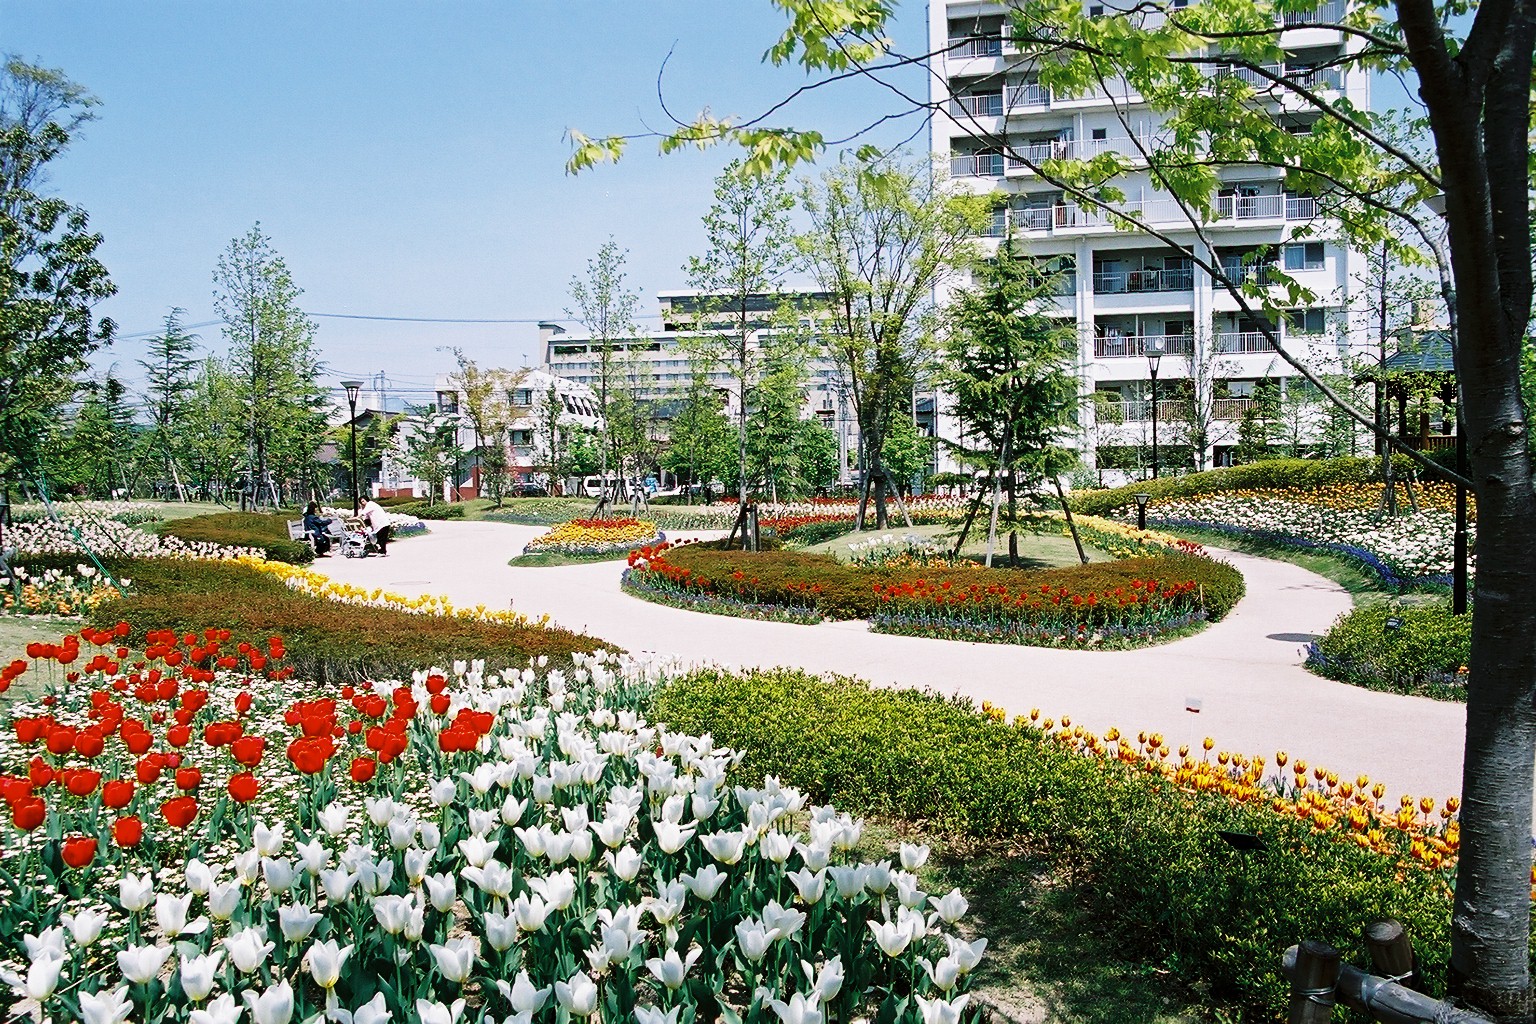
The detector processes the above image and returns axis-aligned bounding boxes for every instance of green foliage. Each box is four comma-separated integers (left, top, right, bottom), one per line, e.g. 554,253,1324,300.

662,373,734,491
660,543,1243,622
70,556,610,683
792,417,841,491
388,500,466,521
177,357,246,498
58,374,137,496
157,511,315,564
135,308,202,489
1070,456,1414,516
566,238,641,476
1310,602,1471,700
649,668,1464,1019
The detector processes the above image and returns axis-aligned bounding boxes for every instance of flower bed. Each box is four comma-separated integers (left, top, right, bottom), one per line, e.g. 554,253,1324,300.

1,564,121,616
624,542,1243,647
523,518,664,559
11,500,167,527
0,631,986,1024
158,512,316,565
651,667,1481,1018
10,517,259,563
1306,603,1471,700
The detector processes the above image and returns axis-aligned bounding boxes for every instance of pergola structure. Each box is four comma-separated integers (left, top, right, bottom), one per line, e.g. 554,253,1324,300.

1360,329,1459,452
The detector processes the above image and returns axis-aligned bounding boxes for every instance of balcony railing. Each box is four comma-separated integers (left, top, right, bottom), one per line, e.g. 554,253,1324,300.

1285,195,1319,219
1218,263,1282,285
1006,83,1051,109
951,153,1005,177
1009,193,1320,234
1105,399,1186,422
1216,192,1284,220
1215,331,1273,354
1281,1,1345,26
948,35,1002,58
951,93,1004,118
1094,333,1195,358
1213,398,1256,420
1093,267,1195,293
1211,62,1342,91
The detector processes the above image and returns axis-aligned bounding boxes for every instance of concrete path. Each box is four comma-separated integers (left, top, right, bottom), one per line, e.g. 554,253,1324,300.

313,521,1469,801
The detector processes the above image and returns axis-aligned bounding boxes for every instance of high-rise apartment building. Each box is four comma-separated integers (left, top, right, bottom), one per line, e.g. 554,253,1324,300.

929,0,1368,473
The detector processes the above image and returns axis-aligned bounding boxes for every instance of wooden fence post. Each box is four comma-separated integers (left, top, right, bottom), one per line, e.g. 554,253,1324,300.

1363,919,1418,990
1289,940,1341,1024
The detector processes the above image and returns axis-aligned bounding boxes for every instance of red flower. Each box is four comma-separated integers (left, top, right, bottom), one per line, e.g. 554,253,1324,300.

230,735,266,767
135,757,162,785
63,769,103,797
226,772,259,803
74,730,106,758
160,795,198,828
234,691,253,715
429,693,451,715
12,798,45,831
113,815,144,847
61,835,98,869
286,735,335,775
102,779,135,809
349,756,377,783
175,767,202,791
45,727,77,755
166,725,191,748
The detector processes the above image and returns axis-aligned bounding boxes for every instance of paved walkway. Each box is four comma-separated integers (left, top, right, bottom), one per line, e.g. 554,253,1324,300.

313,521,1469,801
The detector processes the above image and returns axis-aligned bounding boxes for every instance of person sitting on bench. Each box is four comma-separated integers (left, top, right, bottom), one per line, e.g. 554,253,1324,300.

302,501,334,555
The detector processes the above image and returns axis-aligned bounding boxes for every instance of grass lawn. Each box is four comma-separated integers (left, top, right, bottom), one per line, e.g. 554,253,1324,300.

797,522,1112,568
0,614,77,702
507,549,632,567
1162,524,1445,608
856,819,1215,1024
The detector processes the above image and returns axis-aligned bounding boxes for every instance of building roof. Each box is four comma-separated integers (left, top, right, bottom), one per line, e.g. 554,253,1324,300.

1385,330,1455,374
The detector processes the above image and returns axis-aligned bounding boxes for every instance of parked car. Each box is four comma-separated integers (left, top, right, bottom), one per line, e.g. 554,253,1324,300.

511,481,549,497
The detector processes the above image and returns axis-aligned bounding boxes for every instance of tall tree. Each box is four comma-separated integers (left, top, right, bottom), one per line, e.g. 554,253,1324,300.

0,57,114,486
62,374,135,497
445,348,525,506
663,372,734,497
178,357,243,501
683,160,802,519
798,155,985,528
566,238,640,484
212,224,327,504
137,308,201,496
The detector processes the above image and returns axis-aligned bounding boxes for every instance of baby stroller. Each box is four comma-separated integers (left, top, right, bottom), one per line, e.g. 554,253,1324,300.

340,517,382,558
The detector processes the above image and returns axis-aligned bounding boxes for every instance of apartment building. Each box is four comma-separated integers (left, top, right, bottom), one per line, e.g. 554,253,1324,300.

930,0,1368,472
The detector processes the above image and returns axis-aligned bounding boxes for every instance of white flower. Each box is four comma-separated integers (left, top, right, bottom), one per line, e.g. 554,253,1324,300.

244,980,295,1024
156,891,210,937
262,857,297,893
759,831,795,863
645,945,702,990
278,903,323,943
224,927,275,973
253,820,287,857
424,872,458,912
118,872,155,912
317,804,351,836
430,778,458,807
457,834,497,868
527,869,577,911
1,953,64,1000
899,842,930,870
189,992,244,1024
306,939,352,990
185,858,218,895
320,868,359,903
734,920,779,962
607,846,643,882
512,892,549,933
634,1007,680,1024
920,954,963,991
180,950,225,1001
554,971,599,1016
372,894,415,935
63,909,108,947
208,881,243,921
118,943,173,985
762,900,806,939
868,919,914,958
768,992,823,1024
914,993,970,1024
295,839,330,876
414,998,467,1024
429,937,479,984
79,985,135,1024
946,936,987,972
701,828,749,865
787,867,826,904
652,820,695,854
679,864,727,901
803,956,845,1004
503,969,550,1014
928,888,968,924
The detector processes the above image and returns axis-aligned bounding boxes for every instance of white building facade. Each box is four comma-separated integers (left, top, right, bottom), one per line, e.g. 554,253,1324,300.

930,0,1368,475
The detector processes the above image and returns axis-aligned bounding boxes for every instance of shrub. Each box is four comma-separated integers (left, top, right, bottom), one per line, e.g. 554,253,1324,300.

78,557,610,682
649,668,1471,1019
1070,456,1419,517
157,511,314,564
388,501,467,520
1307,603,1471,700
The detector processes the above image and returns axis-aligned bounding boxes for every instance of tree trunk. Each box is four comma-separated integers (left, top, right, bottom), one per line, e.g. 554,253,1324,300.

952,488,986,558
1053,475,1090,565
984,470,1003,568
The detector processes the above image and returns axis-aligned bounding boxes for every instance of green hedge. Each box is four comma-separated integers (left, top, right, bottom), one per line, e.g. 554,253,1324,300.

43,556,613,682
1070,456,1422,517
388,501,467,520
157,511,315,564
1308,603,1471,700
661,544,1244,622
650,669,1467,1019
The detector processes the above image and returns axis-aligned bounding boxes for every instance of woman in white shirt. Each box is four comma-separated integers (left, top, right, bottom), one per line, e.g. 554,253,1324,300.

359,498,392,555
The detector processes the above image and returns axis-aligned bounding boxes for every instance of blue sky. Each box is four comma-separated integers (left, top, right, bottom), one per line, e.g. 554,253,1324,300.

5,1,931,406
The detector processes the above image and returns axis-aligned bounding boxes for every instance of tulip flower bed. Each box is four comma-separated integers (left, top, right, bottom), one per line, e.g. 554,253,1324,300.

11,500,167,528
652,667,1485,1019
623,542,1243,647
10,517,261,564
1,564,121,617
0,631,988,1024
522,518,664,560
1306,603,1472,700
158,513,318,565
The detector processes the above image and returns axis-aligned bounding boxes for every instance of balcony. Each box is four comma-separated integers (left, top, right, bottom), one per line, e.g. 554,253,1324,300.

1215,192,1284,220
1093,266,1195,294
1214,331,1273,354
948,35,1003,58
1094,333,1195,358
1006,83,1051,109
951,93,1003,118
1285,195,1319,219
1217,262,1282,286
951,153,1005,178
1211,62,1343,92
1102,399,1186,422
1281,1,1345,26
1213,398,1256,420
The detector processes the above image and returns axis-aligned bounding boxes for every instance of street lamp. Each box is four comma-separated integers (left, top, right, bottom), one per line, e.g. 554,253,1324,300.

1145,338,1164,479
1133,492,1151,531
341,380,364,515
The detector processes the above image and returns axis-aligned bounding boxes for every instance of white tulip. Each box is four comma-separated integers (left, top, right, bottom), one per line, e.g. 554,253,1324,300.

928,888,968,924
185,858,217,895
787,867,826,904
768,992,823,1024
645,945,702,990
430,778,458,807
253,820,287,857
1,953,64,1000
304,937,352,990
414,998,466,1024
701,828,748,865
734,920,779,962
79,985,135,1024
894,872,926,910
634,1007,681,1024
24,924,65,960
512,892,549,933
651,821,695,854
484,906,518,952
504,969,550,1014
233,849,260,886
224,927,275,973
371,894,414,935
404,847,431,886
762,900,806,940
63,909,108,947
589,815,628,848
802,956,845,1004
608,846,643,882
156,891,209,937
554,971,599,1016
914,993,970,1024
759,831,794,863
467,809,498,836
679,864,727,901
796,842,831,872
118,943,173,985
243,980,295,1024
428,937,479,984
899,842,930,870
544,831,576,865
118,872,154,912
261,857,297,893
317,804,351,836
920,955,963,992
208,881,242,921
457,834,498,869
295,839,329,876
463,859,516,900
946,936,987,972
868,919,914,958
188,992,243,1024
358,857,394,895
386,817,417,851
365,796,398,827
528,869,577,911
500,795,529,827
865,861,893,894
278,903,323,943
320,868,359,903
424,872,458,913
179,950,225,1001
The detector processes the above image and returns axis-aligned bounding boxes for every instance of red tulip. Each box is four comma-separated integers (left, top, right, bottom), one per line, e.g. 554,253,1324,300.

61,835,98,868
175,767,202,791
230,735,265,767
75,730,106,758
102,779,135,809
226,772,259,803
113,815,145,847
12,798,45,831
160,795,198,828
286,736,335,775
135,757,162,785
234,691,253,715
64,769,102,797
349,756,377,783
45,727,76,755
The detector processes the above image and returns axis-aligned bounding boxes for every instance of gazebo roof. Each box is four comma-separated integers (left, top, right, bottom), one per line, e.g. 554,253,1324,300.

1384,329,1455,374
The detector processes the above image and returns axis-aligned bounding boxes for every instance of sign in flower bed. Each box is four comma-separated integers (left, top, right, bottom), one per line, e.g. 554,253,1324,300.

0,630,986,1023
522,518,664,559
623,542,1244,648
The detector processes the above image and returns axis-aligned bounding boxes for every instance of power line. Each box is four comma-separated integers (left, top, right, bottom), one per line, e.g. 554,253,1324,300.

115,310,666,339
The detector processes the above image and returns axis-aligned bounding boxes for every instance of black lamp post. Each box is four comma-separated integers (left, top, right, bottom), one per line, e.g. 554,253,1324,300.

1133,492,1151,531
342,380,364,515
1146,338,1164,479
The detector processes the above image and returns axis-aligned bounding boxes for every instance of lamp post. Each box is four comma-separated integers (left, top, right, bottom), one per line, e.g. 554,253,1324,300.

1133,492,1151,532
1145,338,1164,479
342,380,364,515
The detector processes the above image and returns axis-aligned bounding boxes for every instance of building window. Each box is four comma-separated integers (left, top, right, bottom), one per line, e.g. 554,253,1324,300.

1283,242,1325,271
1287,309,1327,334
510,388,533,406
510,430,532,445
436,392,459,414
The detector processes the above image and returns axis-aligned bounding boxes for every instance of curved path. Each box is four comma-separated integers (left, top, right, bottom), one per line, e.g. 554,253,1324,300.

313,521,1469,801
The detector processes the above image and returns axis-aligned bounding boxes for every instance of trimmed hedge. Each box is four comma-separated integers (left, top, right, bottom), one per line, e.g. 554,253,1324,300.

388,501,467,520
660,543,1244,622
157,512,315,564
60,557,611,682
1070,456,1418,517
1307,603,1471,700
650,668,1468,1019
